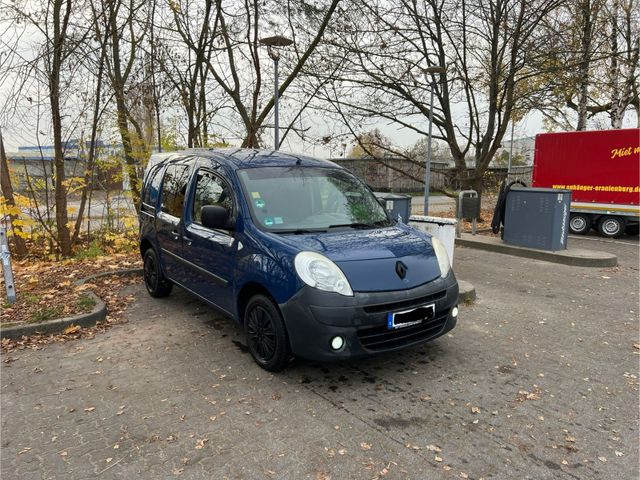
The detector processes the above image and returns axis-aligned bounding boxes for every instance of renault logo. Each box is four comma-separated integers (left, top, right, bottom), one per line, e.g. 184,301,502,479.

395,261,407,279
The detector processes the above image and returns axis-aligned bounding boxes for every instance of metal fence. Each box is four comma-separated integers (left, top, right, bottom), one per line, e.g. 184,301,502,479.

332,157,532,193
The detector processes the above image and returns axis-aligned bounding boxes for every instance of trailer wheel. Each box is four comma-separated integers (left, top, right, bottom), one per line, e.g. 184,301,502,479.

597,216,624,238
569,213,591,235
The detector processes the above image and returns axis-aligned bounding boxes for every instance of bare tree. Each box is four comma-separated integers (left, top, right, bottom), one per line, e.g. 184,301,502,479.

0,0,93,256
320,0,563,194
92,0,150,207
534,0,639,130
172,0,341,148
159,0,219,147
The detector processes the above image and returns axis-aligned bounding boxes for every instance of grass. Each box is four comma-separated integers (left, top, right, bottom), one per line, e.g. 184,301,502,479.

23,293,40,306
76,294,96,311
74,240,106,260
30,305,65,323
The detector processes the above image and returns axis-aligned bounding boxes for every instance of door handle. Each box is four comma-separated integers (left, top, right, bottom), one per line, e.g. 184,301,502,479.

183,235,193,246
171,229,180,240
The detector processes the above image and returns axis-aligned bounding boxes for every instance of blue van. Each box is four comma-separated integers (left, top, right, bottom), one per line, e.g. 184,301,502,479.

139,149,459,371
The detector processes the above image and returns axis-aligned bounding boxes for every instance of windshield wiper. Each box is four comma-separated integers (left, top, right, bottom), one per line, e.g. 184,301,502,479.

327,221,386,230
272,228,327,235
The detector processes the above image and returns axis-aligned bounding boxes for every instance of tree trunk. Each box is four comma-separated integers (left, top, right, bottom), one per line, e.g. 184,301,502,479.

108,4,141,208
577,0,593,131
50,0,72,257
0,129,28,257
72,31,107,245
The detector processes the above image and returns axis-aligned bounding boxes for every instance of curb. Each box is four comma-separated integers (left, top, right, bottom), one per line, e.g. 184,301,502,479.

458,280,476,304
0,291,106,340
455,234,617,267
1,269,143,340
74,268,143,286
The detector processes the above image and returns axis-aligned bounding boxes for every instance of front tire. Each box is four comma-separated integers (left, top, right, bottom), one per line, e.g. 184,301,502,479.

569,213,591,235
143,249,173,298
244,295,291,372
597,216,624,238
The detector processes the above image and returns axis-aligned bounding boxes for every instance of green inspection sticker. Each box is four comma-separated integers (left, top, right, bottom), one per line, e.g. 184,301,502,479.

255,199,266,209
264,217,274,226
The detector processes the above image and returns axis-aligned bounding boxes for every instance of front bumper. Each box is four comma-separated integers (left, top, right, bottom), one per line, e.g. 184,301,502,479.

279,272,459,362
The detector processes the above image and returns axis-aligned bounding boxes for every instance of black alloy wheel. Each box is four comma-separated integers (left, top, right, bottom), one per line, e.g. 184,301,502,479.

244,295,291,372
143,249,173,298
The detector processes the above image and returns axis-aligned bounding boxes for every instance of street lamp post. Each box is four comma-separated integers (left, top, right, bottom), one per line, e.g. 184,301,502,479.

259,35,294,150
422,65,446,216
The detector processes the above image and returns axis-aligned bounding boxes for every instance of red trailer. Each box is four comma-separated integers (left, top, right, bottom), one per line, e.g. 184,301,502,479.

532,129,640,237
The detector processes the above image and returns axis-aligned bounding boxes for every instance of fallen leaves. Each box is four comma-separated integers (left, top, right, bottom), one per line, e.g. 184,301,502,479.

63,324,81,335
360,442,371,451
516,386,543,402
1,254,142,353
194,438,208,449
84,407,96,412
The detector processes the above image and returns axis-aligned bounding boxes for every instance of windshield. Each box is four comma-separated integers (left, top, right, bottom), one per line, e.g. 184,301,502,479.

237,166,392,232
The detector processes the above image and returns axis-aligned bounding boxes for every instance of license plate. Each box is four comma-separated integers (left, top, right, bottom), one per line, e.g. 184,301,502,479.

387,304,435,330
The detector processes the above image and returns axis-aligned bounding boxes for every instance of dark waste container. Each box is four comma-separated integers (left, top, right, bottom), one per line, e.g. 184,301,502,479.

374,192,412,223
503,187,572,251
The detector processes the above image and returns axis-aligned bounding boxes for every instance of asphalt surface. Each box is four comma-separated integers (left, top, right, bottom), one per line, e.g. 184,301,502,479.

1,235,638,479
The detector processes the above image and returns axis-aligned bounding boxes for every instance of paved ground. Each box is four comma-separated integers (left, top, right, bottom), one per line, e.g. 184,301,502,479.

1,235,638,479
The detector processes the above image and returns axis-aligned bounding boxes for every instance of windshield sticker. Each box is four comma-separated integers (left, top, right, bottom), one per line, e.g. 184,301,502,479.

255,199,266,209
274,217,284,224
251,191,261,199
264,217,274,226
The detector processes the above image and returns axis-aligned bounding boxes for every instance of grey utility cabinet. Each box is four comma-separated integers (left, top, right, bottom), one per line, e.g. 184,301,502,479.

373,192,412,223
503,187,572,251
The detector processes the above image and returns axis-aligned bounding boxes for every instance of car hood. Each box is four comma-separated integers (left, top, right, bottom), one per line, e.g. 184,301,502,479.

274,225,442,292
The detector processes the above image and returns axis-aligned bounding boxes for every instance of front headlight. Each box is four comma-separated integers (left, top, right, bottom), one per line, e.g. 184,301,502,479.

431,237,451,278
294,251,354,296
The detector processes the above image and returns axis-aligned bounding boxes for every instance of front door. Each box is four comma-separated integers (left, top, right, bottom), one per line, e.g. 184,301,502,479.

183,168,237,314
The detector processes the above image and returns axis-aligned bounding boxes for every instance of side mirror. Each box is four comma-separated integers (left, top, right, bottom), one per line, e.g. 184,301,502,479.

201,205,232,230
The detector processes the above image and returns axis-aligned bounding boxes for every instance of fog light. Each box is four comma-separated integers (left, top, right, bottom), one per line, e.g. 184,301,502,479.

452,306,459,318
330,336,344,351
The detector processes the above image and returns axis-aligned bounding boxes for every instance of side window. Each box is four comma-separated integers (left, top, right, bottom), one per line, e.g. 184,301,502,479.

142,165,163,207
160,164,191,218
193,170,234,225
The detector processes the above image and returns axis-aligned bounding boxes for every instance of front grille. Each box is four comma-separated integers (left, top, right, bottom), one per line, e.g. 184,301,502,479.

357,310,449,351
363,290,446,314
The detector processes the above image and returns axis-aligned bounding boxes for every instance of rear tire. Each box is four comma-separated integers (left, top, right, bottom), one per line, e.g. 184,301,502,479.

597,216,624,238
244,295,291,372
569,213,591,235
143,249,173,298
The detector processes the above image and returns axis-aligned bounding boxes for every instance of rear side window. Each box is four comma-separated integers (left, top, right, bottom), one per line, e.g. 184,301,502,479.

142,165,163,207
160,164,191,218
193,170,234,225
